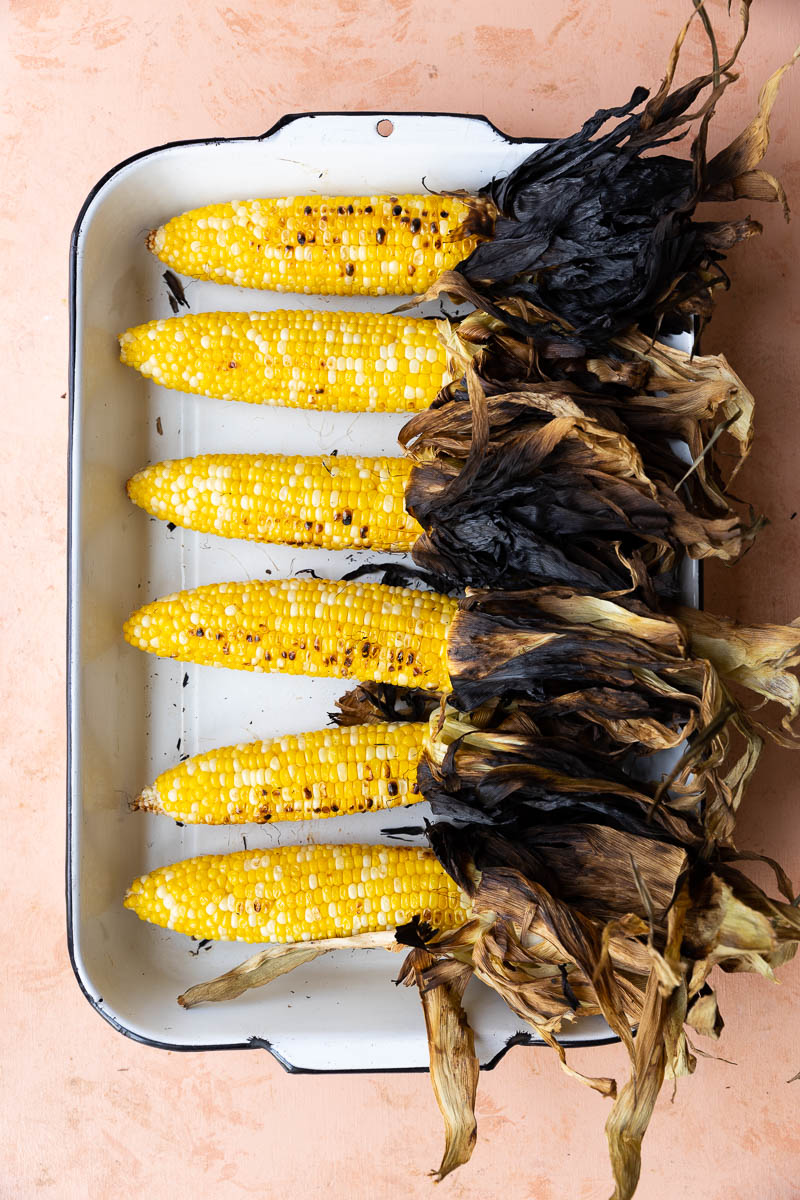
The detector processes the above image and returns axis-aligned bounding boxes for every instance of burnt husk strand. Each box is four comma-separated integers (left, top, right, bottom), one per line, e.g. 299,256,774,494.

453,7,793,352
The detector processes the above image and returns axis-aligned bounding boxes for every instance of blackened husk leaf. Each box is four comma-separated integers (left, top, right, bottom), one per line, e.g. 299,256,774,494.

419,714,703,850
330,680,441,726
444,586,765,843
437,318,757,508
403,371,754,596
447,7,795,351
428,820,689,934
446,585,695,725
400,353,758,595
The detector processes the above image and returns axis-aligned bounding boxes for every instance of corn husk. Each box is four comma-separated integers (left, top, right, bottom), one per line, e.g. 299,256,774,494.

414,827,800,1199
448,4,796,354
677,606,800,744
329,680,441,727
176,932,399,1008
174,772,800,1194
444,585,762,844
436,317,757,501
399,359,758,596
395,946,479,1180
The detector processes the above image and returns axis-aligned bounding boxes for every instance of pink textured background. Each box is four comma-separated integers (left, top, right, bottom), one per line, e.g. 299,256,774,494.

3,1,800,1197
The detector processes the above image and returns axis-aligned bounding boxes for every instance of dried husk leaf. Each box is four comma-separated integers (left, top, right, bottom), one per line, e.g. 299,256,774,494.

177,932,397,1007
685,987,724,1039
701,46,800,212
603,881,690,1200
676,606,800,742
410,885,624,1095
402,947,479,1181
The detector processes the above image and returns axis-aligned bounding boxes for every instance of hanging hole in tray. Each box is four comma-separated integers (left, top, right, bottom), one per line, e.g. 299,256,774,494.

376,119,394,138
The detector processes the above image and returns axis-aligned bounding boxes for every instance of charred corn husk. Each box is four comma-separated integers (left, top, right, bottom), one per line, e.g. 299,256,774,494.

123,578,455,691
119,310,449,412
127,453,420,551
135,721,428,824
146,195,480,295
124,843,469,942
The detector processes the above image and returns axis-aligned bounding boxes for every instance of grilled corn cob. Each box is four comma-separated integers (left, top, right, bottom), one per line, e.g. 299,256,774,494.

124,843,468,942
147,195,480,295
119,310,450,412
123,578,455,691
135,721,428,824
127,453,420,551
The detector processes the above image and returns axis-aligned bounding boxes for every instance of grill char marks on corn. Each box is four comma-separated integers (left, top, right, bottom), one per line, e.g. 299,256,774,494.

127,453,421,551
124,843,469,943
123,578,456,692
119,310,449,412
134,721,428,824
146,195,480,295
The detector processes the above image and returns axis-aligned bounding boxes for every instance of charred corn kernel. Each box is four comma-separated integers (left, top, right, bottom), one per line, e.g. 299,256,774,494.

134,721,428,824
127,453,421,551
124,843,468,942
118,310,449,412
123,578,456,691
147,195,480,296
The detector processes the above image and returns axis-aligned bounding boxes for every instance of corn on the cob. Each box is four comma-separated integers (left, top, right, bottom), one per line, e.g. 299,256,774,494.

135,721,428,824
123,578,455,691
119,310,449,412
124,843,468,943
147,195,480,296
127,453,420,551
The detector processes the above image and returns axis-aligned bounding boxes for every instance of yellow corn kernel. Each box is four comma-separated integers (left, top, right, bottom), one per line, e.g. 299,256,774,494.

134,721,428,824
127,454,421,551
118,310,449,412
124,843,469,943
147,195,480,296
123,578,456,692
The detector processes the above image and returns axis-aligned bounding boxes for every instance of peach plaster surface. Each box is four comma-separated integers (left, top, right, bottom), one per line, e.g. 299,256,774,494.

2,1,800,1197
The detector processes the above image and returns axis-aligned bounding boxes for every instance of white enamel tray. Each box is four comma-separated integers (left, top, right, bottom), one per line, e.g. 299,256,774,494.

68,112,698,1072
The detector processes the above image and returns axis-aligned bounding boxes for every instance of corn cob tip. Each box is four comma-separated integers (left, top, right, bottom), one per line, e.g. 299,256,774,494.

146,227,165,254
131,783,159,813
